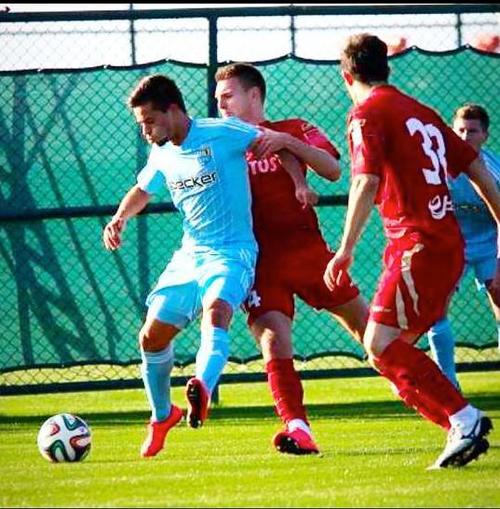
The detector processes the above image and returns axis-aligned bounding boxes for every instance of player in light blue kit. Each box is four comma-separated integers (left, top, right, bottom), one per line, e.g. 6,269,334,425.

103,74,291,457
427,104,500,387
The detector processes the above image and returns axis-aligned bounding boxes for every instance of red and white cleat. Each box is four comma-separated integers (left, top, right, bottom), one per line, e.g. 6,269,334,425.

140,404,183,458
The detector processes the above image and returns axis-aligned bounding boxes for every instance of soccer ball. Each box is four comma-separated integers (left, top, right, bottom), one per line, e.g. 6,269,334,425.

37,413,92,462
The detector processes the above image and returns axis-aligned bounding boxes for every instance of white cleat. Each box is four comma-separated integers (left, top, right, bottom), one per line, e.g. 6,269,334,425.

428,411,492,470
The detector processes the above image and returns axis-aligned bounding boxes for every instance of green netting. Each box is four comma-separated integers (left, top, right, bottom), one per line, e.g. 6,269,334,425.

1,48,499,375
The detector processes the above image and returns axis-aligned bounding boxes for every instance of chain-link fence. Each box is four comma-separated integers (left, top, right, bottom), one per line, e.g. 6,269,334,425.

1,4,499,394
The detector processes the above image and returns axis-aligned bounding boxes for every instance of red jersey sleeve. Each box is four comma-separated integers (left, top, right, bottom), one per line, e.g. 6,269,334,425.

440,121,479,178
270,118,340,160
348,107,386,178
298,120,340,160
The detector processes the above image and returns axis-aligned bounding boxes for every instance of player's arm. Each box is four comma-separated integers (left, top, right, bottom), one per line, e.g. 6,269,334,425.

275,133,340,182
323,174,379,290
252,128,340,182
464,155,500,303
103,184,151,251
277,149,319,208
249,128,318,207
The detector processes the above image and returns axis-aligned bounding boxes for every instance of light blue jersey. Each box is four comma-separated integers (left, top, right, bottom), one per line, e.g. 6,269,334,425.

449,148,500,267
137,116,259,252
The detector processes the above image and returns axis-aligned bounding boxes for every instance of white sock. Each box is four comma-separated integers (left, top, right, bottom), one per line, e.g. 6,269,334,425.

288,418,312,436
449,404,479,431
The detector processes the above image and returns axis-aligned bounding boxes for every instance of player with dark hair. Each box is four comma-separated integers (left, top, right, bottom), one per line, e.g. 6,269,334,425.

215,62,369,455
324,34,499,469
103,73,294,457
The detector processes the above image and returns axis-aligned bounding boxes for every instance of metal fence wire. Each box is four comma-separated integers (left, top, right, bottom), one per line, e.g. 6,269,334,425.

0,4,499,394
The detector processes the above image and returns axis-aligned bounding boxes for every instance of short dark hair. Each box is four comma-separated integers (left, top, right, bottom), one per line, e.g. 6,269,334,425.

127,74,187,113
215,63,266,103
453,103,490,132
341,33,390,84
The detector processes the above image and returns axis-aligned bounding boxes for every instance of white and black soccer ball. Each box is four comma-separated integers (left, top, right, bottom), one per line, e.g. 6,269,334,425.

37,413,92,462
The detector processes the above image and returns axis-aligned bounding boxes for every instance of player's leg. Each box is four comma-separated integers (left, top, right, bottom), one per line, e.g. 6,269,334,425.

467,230,499,349
324,296,451,427
427,318,460,388
196,297,233,394
139,316,178,424
327,293,369,344
365,321,457,430
184,296,232,429
365,321,491,468
186,247,256,428
139,283,198,456
250,310,319,454
367,241,492,467
295,233,367,343
485,289,500,350
478,255,500,350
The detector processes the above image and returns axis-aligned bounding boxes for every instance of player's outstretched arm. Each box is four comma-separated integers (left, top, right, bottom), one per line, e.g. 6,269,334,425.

324,174,379,291
103,185,151,251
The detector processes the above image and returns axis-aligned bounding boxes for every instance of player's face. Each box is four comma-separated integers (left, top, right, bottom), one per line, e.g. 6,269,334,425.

133,102,173,145
215,77,254,122
453,118,488,152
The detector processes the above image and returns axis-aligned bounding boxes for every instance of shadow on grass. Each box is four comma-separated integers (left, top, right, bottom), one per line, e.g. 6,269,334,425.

1,392,498,427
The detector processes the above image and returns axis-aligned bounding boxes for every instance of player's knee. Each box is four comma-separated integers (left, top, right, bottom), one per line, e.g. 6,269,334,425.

139,325,169,352
256,330,292,361
203,299,232,329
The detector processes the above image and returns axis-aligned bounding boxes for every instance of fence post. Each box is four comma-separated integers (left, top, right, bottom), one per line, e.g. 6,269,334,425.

128,3,150,303
129,3,137,66
207,13,220,406
207,14,218,118
455,12,463,47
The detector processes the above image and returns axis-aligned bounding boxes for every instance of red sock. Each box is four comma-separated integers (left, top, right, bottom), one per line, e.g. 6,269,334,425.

375,339,466,426
391,383,450,430
266,358,308,425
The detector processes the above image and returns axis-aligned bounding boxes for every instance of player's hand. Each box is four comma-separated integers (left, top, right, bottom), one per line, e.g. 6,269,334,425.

251,128,288,159
323,248,353,291
295,184,319,208
103,216,127,251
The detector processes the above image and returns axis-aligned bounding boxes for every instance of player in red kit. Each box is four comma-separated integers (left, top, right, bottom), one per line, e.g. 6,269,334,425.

215,63,369,455
324,33,500,469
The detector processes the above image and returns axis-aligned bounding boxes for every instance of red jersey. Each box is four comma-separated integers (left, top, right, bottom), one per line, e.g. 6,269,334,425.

246,118,340,240
348,85,478,244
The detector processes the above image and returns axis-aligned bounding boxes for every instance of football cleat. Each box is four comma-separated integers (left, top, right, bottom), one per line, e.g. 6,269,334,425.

273,428,320,455
140,404,183,458
185,377,210,429
428,411,492,469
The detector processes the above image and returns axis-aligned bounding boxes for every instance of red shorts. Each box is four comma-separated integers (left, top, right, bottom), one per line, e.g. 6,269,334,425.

245,231,360,325
370,234,464,336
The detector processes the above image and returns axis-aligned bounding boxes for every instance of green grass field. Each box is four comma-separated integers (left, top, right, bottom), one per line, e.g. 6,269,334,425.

1,372,499,508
